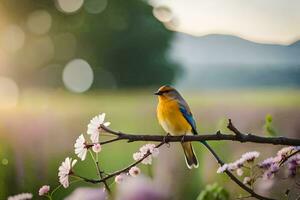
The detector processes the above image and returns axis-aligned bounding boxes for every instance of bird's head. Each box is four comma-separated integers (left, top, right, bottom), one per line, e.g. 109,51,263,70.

154,85,180,101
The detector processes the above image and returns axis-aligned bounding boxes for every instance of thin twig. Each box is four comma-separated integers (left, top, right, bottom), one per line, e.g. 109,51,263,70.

279,149,300,167
89,150,111,193
75,141,165,184
201,142,275,200
227,119,243,137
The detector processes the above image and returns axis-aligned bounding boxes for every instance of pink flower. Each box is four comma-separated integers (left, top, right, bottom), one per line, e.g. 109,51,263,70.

150,148,159,157
133,152,143,161
38,185,50,196
129,166,141,177
140,144,156,154
277,146,294,158
92,143,102,153
115,174,126,184
133,144,159,165
141,156,152,165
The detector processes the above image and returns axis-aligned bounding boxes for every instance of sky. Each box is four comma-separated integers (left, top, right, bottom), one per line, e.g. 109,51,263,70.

150,0,300,45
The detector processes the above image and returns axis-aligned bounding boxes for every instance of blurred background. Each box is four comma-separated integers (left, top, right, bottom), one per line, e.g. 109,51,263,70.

0,0,299,199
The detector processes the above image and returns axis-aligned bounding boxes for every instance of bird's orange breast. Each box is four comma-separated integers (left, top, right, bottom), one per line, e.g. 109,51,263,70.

157,99,192,135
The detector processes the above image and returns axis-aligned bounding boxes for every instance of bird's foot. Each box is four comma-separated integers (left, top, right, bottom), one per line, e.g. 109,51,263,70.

181,135,186,143
163,133,171,147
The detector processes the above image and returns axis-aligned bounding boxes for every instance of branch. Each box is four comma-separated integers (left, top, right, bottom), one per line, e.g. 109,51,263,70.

99,121,300,146
75,141,165,184
79,120,297,200
201,142,275,200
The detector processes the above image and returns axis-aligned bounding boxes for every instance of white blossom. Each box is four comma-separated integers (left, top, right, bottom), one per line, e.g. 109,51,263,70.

243,177,251,185
133,152,143,161
7,193,33,200
58,157,77,188
237,168,243,176
74,134,88,161
87,113,110,143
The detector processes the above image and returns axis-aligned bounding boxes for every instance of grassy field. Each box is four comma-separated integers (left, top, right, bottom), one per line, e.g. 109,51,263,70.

0,89,299,199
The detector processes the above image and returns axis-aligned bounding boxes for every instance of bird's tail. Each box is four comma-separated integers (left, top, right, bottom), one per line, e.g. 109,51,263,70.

181,142,199,169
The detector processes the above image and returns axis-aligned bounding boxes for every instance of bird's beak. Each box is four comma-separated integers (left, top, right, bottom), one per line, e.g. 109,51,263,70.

154,91,161,95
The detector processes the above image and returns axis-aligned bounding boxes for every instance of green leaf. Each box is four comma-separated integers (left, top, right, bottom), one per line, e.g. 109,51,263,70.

197,183,230,200
263,114,277,136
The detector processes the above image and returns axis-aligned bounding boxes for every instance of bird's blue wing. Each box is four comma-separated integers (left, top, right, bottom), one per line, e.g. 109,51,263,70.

179,103,198,135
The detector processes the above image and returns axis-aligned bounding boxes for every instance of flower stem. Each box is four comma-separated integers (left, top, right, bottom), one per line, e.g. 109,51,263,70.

89,150,111,194
49,179,82,198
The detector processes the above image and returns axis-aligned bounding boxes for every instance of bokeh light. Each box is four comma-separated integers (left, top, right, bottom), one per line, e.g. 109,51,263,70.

62,59,94,93
22,36,55,69
56,0,84,14
84,0,107,14
0,76,19,109
1,158,8,166
0,24,25,53
26,10,52,35
153,6,173,23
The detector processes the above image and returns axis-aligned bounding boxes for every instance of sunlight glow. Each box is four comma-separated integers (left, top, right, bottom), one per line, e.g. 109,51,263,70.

151,0,300,45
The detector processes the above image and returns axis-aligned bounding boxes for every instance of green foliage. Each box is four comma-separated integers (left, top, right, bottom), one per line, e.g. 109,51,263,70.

263,114,277,136
1,0,180,88
197,183,230,200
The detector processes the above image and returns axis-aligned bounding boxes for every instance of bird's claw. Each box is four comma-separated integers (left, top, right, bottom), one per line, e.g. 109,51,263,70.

163,133,171,147
181,135,186,143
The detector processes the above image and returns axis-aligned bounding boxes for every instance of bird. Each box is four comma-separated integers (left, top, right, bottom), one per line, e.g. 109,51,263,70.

155,85,199,169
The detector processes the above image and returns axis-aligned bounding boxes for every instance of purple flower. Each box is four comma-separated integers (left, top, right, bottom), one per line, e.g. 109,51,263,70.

241,151,260,162
258,157,275,169
287,154,300,177
116,176,168,200
65,187,107,200
263,163,280,180
217,164,228,173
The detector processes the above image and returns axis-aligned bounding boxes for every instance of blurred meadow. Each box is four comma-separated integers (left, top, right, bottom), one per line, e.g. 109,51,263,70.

0,0,300,199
